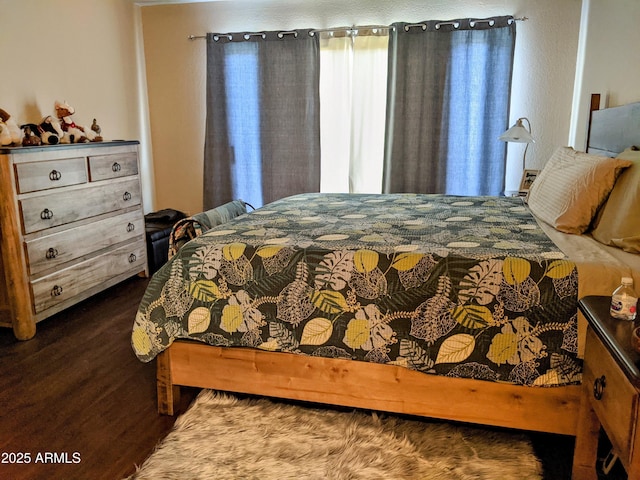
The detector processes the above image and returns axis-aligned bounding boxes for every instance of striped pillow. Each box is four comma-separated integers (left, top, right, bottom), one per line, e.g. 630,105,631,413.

526,147,631,234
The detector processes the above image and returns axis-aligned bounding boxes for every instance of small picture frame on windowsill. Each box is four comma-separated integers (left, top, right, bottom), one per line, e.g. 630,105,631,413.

519,169,540,193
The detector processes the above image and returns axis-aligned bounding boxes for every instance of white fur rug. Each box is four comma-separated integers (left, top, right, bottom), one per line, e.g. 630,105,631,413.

128,390,543,479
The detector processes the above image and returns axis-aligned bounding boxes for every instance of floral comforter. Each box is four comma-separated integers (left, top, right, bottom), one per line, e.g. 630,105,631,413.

132,193,581,386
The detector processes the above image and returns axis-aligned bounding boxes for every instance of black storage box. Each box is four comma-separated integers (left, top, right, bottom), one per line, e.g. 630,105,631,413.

144,209,187,274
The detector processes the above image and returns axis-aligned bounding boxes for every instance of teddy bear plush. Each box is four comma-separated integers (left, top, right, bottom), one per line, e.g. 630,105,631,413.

54,100,97,143
0,108,24,146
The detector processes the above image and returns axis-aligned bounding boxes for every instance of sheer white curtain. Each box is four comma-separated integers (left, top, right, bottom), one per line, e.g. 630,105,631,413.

319,30,389,193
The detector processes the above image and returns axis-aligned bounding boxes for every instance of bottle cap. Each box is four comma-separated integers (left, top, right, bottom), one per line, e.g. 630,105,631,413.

622,277,633,285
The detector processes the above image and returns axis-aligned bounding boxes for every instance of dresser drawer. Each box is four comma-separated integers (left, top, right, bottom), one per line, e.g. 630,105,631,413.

15,157,87,194
25,210,145,275
30,240,146,313
20,178,141,234
584,328,639,460
89,152,138,181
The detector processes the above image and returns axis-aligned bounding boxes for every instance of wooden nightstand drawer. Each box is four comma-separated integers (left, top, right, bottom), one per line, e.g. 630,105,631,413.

20,178,141,234
89,152,138,181
25,210,145,275
584,328,639,461
15,157,87,193
30,240,147,314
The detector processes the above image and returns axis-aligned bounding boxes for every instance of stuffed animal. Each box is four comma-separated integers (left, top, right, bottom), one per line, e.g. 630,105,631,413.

21,116,65,145
0,124,6,146
39,116,65,145
0,108,24,146
90,118,103,142
54,100,97,143
21,125,42,147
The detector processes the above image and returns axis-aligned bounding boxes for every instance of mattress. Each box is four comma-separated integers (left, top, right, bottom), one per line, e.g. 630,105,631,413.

132,193,582,387
537,219,640,356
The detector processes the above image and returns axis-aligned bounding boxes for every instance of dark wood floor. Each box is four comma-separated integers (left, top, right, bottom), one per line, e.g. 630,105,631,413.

0,276,196,480
0,275,626,480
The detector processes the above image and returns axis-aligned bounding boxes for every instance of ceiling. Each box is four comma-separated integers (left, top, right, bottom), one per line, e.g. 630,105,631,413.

134,0,217,5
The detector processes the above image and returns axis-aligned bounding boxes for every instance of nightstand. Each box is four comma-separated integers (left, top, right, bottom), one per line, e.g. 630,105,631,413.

572,295,639,479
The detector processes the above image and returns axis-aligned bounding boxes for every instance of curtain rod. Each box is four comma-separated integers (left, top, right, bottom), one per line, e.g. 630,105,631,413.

312,24,393,34
187,17,528,40
186,24,390,40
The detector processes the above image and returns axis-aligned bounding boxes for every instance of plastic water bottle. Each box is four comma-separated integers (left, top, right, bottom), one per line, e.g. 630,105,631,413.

610,277,638,321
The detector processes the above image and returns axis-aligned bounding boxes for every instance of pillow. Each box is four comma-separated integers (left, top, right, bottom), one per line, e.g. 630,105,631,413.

591,148,640,252
526,147,632,234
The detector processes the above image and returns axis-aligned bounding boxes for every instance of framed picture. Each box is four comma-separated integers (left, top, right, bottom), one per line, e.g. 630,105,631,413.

519,169,540,192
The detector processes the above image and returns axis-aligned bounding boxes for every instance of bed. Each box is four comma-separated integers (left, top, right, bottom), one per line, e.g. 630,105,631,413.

132,94,640,442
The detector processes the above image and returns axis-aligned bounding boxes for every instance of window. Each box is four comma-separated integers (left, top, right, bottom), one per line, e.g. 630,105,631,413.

204,18,516,207
319,29,389,193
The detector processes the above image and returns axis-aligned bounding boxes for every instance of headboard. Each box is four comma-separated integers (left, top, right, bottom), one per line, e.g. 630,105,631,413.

587,93,640,157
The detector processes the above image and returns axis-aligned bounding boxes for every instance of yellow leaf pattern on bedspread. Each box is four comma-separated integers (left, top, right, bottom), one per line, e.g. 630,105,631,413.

435,334,475,365
132,193,582,388
221,304,243,333
452,305,494,329
312,290,348,315
131,326,152,356
344,319,369,349
502,257,530,285
189,280,221,302
354,249,379,273
256,245,284,258
487,318,544,366
391,253,424,271
546,260,575,279
300,318,333,345
222,242,246,261
188,307,211,334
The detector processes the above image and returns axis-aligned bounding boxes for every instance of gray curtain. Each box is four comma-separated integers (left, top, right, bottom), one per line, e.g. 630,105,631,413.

383,17,516,196
203,30,320,210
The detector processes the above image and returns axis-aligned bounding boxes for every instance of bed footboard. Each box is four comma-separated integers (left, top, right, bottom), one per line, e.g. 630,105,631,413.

157,347,181,415
156,341,581,436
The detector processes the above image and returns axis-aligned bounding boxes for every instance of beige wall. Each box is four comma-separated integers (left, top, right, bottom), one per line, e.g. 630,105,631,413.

141,0,583,214
570,0,640,151
0,0,154,212
2,1,637,218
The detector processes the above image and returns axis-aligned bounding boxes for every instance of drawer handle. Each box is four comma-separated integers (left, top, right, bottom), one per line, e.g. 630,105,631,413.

123,191,132,201
51,285,63,297
126,222,135,232
46,248,59,259
40,208,54,220
112,162,121,172
49,170,62,181
593,375,606,400
128,253,137,263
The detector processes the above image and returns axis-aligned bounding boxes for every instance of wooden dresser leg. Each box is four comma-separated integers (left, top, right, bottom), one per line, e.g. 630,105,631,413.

572,389,600,480
156,348,180,416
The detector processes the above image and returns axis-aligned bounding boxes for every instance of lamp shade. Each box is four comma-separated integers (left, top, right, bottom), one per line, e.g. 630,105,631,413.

499,118,534,143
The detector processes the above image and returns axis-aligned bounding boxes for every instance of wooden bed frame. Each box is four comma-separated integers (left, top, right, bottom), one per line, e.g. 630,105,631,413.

154,94,640,475
158,341,581,433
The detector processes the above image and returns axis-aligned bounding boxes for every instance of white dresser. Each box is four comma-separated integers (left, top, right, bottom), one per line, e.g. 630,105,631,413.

0,141,148,340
